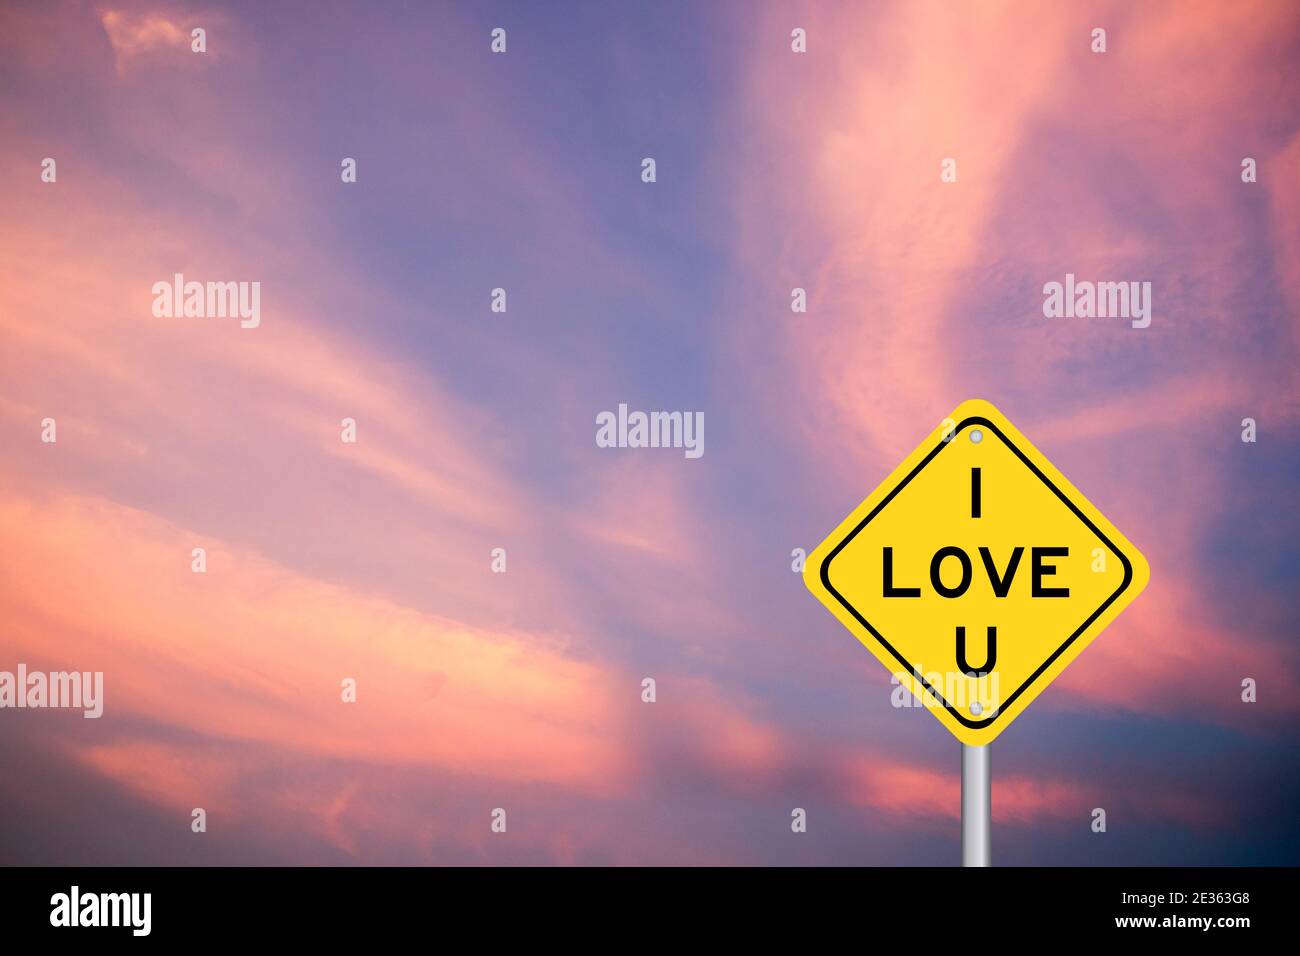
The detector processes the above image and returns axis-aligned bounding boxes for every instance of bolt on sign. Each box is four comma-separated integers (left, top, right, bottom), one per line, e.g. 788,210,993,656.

804,399,1149,745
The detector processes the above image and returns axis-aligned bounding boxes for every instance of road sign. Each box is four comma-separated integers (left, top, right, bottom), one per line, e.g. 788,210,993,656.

804,399,1149,745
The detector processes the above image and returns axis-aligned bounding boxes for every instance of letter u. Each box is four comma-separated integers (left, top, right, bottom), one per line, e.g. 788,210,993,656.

955,625,997,676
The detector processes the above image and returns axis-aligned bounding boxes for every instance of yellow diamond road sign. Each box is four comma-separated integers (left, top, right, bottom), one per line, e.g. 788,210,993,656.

805,399,1149,745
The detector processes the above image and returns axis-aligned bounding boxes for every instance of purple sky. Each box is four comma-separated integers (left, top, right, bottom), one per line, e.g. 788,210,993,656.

1,0,1298,865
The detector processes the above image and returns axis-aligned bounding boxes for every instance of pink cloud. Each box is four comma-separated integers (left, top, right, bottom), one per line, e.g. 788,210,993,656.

0,492,632,792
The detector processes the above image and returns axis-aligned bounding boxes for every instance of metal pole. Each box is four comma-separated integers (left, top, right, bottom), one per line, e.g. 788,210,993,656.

961,743,991,866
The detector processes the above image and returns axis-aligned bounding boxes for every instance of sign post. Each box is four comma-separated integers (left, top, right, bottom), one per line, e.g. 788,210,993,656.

804,399,1148,864
961,744,990,867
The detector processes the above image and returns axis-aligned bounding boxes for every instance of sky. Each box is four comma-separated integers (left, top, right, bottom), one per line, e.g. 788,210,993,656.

0,0,1298,866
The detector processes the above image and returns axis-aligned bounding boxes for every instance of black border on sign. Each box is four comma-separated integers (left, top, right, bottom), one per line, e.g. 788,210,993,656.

819,416,1135,730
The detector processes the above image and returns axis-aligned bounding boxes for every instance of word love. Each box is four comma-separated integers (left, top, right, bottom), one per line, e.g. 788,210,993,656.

882,545,1070,599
